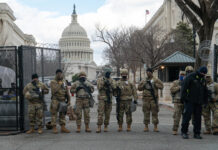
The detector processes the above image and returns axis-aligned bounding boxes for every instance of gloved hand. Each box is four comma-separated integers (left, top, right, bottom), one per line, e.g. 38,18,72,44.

133,100,138,104
76,86,83,92
104,80,110,86
147,80,151,84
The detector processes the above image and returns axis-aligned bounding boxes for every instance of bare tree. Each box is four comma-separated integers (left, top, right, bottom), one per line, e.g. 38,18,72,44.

95,25,127,76
175,0,218,68
132,25,172,67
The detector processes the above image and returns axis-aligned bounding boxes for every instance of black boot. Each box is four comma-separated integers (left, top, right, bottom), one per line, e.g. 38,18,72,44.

193,134,202,139
181,133,189,139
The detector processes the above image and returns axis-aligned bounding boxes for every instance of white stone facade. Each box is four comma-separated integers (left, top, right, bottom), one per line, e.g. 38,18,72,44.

0,3,36,46
59,6,97,81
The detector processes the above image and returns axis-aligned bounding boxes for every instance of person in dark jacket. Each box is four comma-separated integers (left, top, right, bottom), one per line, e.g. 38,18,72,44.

181,66,208,139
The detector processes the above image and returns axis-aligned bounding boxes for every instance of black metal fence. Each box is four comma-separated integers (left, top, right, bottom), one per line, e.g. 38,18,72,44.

0,46,61,132
213,44,218,82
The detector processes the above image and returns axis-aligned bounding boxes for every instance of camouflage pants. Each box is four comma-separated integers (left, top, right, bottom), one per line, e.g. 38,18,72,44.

118,100,132,125
142,97,159,125
75,98,90,126
97,100,112,126
172,103,184,131
202,102,218,131
50,99,66,126
28,103,43,127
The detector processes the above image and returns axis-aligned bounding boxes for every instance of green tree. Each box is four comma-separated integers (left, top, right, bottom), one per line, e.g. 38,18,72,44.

172,21,195,57
72,74,79,82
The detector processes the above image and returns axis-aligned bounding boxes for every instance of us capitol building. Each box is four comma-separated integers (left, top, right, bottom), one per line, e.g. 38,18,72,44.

59,5,97,81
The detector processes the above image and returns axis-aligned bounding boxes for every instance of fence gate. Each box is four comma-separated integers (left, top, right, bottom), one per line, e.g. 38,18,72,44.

0,46,19,132
0,45,61,133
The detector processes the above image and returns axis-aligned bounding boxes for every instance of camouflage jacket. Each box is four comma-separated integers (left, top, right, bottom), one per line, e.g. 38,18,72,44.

97,77,116,101
138,77,163,98
70,80,94,99
50,78,70,102
23,81,49,104
116,79,138,101
170,80,182,103
207,81,218,102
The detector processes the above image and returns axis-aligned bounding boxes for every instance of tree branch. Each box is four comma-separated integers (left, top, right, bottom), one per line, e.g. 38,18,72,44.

175,0,202,31
184,0,202,19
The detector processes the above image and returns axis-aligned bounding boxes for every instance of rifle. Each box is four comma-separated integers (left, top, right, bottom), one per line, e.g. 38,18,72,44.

146,80,158,105
116,87,121,122
31,82,47,111
80,82,95,108
104,79,111,104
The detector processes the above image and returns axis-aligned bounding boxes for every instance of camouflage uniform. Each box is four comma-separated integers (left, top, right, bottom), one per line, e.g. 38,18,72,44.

202,76,218,134
50,77,70,126
116,78,138,126
23,81,49,127
138,77,163,126
70,79,94,126
170,79,184,132
97,77,116,126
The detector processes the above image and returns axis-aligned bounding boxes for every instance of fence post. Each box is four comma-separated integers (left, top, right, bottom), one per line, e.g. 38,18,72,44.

213,45,218,82
18,46,24,131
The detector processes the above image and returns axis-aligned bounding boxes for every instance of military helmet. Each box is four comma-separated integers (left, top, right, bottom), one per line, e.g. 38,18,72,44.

46,121,52,130
185,66,194,72
179,71,186,75
78,71,86,77
206,74,211,77
120,69,128,76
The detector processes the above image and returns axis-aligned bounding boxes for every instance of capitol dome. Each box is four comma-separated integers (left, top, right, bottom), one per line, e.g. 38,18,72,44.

59,5,96,81
61,14,87,38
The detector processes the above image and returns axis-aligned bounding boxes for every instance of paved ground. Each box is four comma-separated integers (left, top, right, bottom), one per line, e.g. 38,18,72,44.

0,103,218,150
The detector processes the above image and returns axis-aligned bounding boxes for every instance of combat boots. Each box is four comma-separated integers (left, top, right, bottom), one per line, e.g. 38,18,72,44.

104,125,108,132
96,125,101,133
61,125,70,133
85,124,91,132
212,128,218,135
118,125,122,132
52,125,58,134
153,124,159,132
144,124,149,132
26,126,35,134
203,130,211,134
127,124,131,132
76,125,81,133
172,130,177,135
37,126,43,134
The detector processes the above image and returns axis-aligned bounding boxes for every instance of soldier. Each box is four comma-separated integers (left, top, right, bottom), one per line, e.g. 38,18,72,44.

185,66,194,76
170,71,186,135
202,74,218,135
116,69,138,132
50,69,71,134
96,67,116,133
70,71,94,133
23,74,49,134
138,68,163,132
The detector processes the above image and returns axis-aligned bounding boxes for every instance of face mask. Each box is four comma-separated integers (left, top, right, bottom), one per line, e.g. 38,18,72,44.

122,76,127,80
57,75,63,80
105,72,111,78
179,76,184,81
79,77,86,82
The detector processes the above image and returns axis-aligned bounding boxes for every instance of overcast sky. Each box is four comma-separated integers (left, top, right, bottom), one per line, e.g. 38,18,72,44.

1,0,164,65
